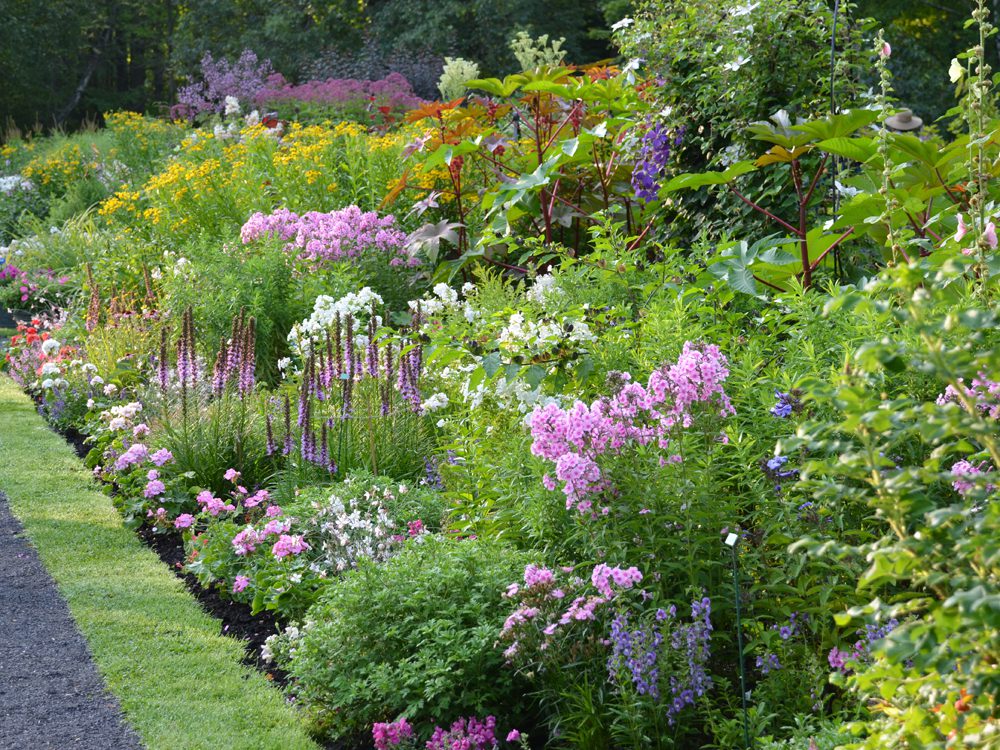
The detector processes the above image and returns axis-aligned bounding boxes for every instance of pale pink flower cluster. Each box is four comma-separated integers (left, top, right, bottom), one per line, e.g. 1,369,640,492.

951,459,996,496
529,342,734,513
240,205,416,268
500,563,643,661
232,516,293,556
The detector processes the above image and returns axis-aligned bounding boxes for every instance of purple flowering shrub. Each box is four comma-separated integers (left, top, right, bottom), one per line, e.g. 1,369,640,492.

174,50,274,121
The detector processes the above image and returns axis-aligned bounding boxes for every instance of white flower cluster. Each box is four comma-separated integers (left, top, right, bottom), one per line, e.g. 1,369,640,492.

224,96,241,117
525,273,563,306
100,401,143,432
420,392,449,412
0,175,34,195
498,312,596,353
408,282,477,321
288,287,384,357
313,484,399,573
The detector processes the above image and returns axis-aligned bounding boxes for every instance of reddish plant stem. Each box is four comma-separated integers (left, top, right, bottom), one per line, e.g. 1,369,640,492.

728,186,800,235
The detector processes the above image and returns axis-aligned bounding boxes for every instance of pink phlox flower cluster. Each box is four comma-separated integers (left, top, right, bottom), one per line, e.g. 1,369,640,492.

372,717,414,750
529,343,734,513
951,459,996,496
265,504,283,517
591,564,643,599
197,490,235,516
114,443,149,471
661,342,735,425
174,513,194,529
560,595,606,624
407,519,425,536
257,71,423,111
224,468,241,482
232,575,250,593
272,534,310,558
937,374,1000,420
426,716,497,750
240,205,415,268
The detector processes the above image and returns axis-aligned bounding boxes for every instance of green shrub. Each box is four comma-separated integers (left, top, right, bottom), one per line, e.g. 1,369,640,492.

285,535,536,739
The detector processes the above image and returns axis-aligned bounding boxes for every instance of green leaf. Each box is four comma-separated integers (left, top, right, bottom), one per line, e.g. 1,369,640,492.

661,161,757,192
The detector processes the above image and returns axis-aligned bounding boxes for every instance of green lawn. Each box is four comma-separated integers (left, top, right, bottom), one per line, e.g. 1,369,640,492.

0,376,321,750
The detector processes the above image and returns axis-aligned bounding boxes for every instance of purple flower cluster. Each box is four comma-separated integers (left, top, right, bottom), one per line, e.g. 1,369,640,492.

761,454,798,493
770,389,803,418
632,121,683,202
828,618,899,673
426,715,496,750
529,343,735,513
755,652,781,674
258,72,423,112
608,611,663,698
240,205,416,269
667,597,713,724
174,50,274,120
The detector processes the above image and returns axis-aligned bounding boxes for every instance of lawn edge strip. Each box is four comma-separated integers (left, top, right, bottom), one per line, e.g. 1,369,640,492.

0,376,320,750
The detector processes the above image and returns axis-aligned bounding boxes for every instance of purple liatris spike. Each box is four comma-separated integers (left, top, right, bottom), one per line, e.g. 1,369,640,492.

381,340,393,416
320,422,329,469
344,314,355,378
334,313,343,378
266,412,276,456
283,394,293,456
212,339,228,396
238,317,256,396
158,328,170,393
366,315,379,378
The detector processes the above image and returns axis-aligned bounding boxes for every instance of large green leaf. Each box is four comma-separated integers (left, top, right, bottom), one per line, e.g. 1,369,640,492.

661,161,757,192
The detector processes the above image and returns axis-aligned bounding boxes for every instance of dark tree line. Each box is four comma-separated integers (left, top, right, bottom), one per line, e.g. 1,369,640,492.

1,0,627,131
0,0,986,133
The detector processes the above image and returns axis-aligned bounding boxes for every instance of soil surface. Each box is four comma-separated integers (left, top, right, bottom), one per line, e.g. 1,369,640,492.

0,491,143,749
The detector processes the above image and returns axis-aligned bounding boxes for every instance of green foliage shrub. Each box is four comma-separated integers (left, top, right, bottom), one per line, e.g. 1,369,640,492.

285,535,535,738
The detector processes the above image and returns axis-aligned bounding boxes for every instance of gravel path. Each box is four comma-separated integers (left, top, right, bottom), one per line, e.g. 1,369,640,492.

0,491,143,749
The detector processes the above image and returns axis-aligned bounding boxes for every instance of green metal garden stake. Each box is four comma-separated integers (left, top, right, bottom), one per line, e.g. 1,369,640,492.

726,532,752,750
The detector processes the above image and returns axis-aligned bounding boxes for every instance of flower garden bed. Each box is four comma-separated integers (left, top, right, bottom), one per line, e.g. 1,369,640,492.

1,7,998,748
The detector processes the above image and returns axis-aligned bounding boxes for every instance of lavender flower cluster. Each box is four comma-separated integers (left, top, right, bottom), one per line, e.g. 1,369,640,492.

828,618,899,673
174,50,274,120
666,597,713,724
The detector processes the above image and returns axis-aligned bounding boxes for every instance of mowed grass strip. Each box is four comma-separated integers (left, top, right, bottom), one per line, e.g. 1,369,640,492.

0,377,320,750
